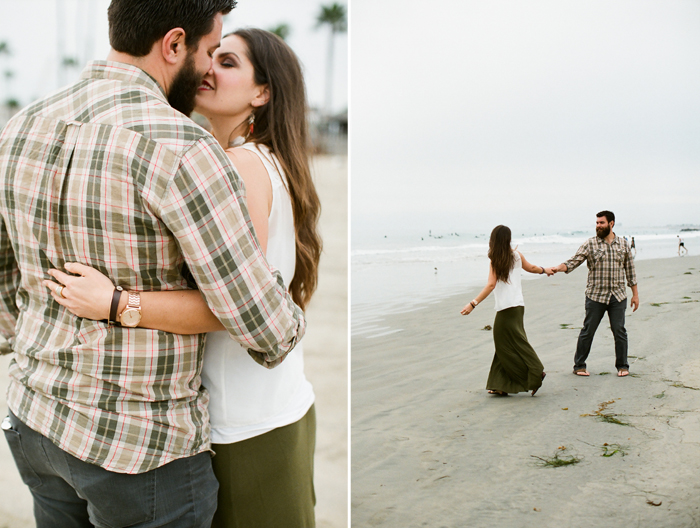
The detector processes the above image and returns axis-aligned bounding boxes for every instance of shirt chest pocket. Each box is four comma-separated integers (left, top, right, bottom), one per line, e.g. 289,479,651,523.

611,248,625,264
591,248,606,265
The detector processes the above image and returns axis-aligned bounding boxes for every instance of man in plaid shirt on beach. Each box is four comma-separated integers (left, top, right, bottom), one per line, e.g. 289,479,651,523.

0,1,306,526
553,211,639,378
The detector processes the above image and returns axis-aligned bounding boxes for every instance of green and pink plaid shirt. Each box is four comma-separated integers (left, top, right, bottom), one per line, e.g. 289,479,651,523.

0,61,305,474
565,234,637,303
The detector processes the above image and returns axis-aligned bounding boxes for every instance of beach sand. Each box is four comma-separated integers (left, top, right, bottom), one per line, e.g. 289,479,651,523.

0,154,348,528
352,255,700,528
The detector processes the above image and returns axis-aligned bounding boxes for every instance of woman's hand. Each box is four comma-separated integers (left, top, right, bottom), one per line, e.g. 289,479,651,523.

460,303,474,316
43,262,115,320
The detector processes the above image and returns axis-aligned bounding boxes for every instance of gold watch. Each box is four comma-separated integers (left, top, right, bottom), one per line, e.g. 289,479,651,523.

119,291,142,327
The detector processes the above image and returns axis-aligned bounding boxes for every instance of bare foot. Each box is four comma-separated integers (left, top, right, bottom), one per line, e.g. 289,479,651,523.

573,369,590,376
618,369,629,377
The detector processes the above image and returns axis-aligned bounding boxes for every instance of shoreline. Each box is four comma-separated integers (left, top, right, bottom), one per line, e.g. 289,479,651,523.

352,255,700,527
352,253,697,338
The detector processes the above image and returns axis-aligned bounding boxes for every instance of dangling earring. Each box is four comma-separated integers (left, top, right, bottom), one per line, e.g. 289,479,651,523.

248,113,255,137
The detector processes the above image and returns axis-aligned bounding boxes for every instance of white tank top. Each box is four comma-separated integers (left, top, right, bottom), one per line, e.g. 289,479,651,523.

201,143,315,444
493,251,525,311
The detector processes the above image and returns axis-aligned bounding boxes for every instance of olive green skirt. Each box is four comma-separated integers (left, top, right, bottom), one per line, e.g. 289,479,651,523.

487,306,544,394
210,405,316,528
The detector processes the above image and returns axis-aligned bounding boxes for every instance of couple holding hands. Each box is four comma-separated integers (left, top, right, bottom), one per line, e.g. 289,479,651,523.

462,211,639,396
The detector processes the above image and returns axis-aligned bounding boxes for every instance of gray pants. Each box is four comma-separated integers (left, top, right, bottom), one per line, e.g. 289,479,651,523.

3,410,218,528
574,296,629,371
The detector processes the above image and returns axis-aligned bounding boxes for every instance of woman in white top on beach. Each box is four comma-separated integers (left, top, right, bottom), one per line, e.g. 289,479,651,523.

461,225,550,396
44,29,321,527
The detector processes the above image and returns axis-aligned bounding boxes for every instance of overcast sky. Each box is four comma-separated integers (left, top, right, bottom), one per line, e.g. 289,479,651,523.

351,0,700,236
0,0,347,113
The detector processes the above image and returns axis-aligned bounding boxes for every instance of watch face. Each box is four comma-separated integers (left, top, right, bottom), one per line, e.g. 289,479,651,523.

121,308,141,327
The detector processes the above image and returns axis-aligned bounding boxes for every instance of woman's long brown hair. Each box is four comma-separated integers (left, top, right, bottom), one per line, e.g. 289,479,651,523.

488,225,515,283
232,29,322,310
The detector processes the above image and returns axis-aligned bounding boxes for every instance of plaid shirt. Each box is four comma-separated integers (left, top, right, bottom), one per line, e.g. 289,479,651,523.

0,61,305,474
564,234,637,303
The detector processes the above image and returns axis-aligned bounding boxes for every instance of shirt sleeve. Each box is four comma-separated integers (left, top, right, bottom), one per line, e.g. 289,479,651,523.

565,241,590,273
0,215,19,353
157,137,305,368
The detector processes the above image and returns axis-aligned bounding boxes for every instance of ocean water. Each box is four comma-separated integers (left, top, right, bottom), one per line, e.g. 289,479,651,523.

351,225,700,337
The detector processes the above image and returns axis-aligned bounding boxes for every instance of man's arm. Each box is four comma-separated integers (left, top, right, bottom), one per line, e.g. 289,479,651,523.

158,138,305,368
630,284,639,312
555,241,590,274
624,241,639,312
0,216,19,354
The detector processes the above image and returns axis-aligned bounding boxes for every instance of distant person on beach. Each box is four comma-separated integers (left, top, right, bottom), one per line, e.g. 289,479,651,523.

461,225,552,396
551,211,638,377
678,235,688,256
631,236,636,258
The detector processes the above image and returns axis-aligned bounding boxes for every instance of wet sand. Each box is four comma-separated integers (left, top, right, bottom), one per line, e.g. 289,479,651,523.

352,255,700,527
0,154,348,528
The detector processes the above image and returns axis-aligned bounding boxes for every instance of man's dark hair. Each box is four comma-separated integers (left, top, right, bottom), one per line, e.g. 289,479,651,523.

108,0,237,57
597,210,615,224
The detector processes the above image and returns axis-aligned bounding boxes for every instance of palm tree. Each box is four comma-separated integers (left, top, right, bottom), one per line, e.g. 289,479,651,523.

0,42,11,116
316,3,347,115
4,70,13,96
268,23,291,41
62,56,80,69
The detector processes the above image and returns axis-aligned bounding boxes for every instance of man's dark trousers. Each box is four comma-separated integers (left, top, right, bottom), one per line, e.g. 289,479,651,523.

573,295,629,371
3,411,218,528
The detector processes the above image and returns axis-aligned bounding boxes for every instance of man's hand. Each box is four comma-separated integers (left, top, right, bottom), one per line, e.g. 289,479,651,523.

630,295,639,312
544,267,556,276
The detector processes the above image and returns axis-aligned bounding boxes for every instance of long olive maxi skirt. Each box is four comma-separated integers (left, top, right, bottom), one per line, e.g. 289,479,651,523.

486,306,544,394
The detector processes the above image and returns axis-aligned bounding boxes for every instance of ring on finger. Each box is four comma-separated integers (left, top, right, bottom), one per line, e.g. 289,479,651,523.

55,285,65,298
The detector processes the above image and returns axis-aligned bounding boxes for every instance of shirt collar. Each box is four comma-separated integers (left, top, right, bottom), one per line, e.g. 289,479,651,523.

594,233,618,246
80,60,168,104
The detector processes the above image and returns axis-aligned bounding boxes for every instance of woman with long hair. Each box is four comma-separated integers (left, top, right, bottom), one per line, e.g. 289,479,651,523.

461,225,548,396
44,29,321,527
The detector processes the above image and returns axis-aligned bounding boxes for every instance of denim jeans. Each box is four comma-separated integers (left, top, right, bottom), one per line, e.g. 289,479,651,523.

574,296,629,371
2,410,218,528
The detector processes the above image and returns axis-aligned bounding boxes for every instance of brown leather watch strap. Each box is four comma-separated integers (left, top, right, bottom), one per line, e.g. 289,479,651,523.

109,286,123,323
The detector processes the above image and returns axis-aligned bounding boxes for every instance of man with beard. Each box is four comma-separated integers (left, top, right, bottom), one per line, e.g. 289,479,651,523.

0,1,305,526
552,211,639,378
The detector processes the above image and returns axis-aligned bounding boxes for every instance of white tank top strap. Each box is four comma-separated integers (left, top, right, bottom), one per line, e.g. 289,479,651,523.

237,142,286,189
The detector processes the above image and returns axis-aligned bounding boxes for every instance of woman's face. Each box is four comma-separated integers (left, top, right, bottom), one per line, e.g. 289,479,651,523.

195,34,268,120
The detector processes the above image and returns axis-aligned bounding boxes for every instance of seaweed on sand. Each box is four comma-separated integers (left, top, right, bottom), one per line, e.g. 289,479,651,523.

600,443,628,457
531,446,582,468
559,323,581,330
671,382,700,391
580,400,631,426
581,440,628,457
597,414,630,426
